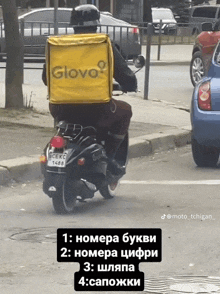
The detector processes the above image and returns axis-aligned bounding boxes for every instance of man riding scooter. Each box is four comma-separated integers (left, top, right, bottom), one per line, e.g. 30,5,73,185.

42,4,137,175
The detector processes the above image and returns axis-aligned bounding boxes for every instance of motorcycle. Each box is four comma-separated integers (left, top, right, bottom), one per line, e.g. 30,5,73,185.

40,55,145,214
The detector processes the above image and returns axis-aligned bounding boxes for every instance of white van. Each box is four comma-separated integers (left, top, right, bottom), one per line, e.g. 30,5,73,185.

152,8,177,35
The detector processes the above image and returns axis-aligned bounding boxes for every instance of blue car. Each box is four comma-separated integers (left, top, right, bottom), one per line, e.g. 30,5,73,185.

191,40,220,167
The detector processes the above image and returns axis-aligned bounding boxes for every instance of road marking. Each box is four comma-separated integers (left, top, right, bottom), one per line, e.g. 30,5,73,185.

121,180,220,185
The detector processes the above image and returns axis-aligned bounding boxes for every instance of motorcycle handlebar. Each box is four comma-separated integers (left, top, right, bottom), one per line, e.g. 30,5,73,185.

113,55,145,93
113,82,122,91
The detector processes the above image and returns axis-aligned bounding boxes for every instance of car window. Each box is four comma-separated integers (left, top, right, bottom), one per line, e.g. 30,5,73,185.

22,10,54,28
57,10,71,23
192,7,217,18
24,11,54,22
100,14,129,26
217,8,220,19
21,10,71,29
152,9,175,20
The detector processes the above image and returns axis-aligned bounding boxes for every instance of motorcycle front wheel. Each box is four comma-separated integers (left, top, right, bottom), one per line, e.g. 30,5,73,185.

99,181,119,199
52,180,77,214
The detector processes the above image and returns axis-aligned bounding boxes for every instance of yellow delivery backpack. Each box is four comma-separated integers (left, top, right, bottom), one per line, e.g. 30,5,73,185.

46,33,114,104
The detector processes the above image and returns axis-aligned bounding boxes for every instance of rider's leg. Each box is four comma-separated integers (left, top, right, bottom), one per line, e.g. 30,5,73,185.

105,132,125,160
102,99,132,175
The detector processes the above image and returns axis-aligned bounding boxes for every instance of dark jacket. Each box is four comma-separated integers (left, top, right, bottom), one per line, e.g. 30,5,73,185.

42,42,137,93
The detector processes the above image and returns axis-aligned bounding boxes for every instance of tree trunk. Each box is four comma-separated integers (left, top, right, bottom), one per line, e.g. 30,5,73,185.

2,0,24,108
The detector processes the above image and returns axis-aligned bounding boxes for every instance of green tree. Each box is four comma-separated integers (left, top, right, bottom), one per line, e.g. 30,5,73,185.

193,0,210,4
152,0,210,6
2,0,24,108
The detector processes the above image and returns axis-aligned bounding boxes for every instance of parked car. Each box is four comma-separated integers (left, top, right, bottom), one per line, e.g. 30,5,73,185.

191,40,220,167
190,22,220,86
151,8,177,35
0,8,141,60
189,5,220,35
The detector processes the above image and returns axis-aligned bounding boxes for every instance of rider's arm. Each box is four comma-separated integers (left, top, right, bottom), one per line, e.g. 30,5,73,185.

112,43,137,92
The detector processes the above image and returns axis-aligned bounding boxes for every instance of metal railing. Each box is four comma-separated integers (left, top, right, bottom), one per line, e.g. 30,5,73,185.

136,21,198,46
0,20,204,60
0,20,141,61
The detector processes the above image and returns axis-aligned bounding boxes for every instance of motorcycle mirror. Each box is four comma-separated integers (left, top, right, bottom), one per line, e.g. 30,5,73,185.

202,22,213,32
134,55,145,68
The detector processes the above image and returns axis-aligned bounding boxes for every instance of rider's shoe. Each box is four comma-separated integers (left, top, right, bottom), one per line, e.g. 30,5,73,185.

108,159,125,176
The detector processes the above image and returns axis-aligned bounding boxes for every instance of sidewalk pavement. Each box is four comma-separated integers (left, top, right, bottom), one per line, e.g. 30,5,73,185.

0,44,193,186
146,44,193,66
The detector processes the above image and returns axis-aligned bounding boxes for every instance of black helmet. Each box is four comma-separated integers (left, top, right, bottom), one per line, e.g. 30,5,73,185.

70,4,100,27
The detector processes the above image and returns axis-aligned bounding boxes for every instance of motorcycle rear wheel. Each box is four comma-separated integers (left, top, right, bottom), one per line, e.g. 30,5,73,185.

52,180,77,214
99,181,119,199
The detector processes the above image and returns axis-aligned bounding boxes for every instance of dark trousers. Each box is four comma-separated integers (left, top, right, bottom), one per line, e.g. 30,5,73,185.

49,98,132,137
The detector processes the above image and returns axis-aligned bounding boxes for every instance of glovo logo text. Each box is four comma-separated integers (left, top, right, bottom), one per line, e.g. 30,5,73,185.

51,60,107,80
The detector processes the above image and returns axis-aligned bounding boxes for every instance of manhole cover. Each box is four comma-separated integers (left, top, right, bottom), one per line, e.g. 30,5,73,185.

144,277,220,294
9,227,57,243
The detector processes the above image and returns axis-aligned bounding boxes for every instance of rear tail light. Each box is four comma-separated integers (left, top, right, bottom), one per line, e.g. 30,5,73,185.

130,27,139,34
77,158,85,166
50,136,66,148
198,81,211,111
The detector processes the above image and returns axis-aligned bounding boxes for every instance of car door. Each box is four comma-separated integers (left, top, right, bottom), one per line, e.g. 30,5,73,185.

21,10,54,55
56,10,72,35
21,9,72,56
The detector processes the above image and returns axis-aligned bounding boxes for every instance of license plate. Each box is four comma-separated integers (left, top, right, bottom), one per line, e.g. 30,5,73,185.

47,151,68,168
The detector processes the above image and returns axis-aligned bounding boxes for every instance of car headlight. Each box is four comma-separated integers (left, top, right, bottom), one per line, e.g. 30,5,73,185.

167,23,177,28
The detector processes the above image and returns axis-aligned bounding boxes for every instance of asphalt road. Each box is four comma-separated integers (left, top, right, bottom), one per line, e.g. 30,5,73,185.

1,146,220,293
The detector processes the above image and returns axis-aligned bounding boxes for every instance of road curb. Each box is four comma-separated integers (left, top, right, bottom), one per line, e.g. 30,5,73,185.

150,61,190,66
126,60,190,66
129,128,191,158
0,155,42,186
0,128,192,187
